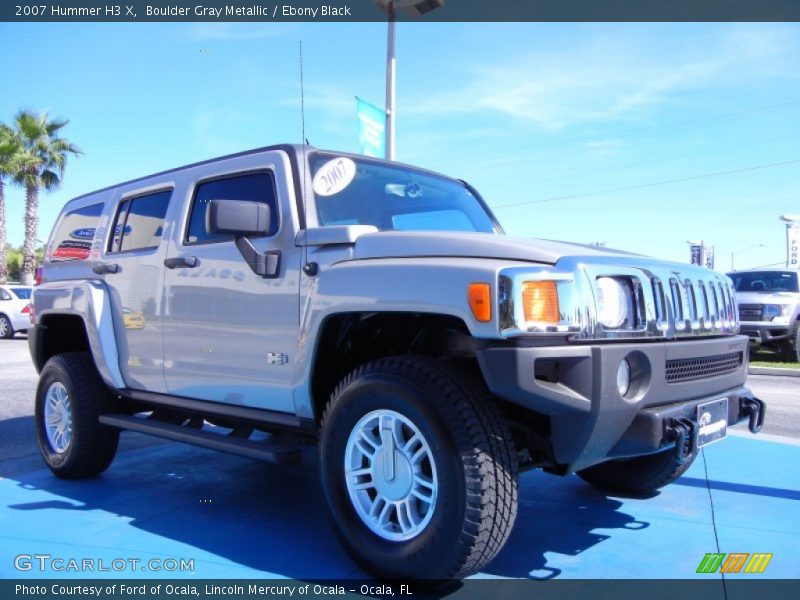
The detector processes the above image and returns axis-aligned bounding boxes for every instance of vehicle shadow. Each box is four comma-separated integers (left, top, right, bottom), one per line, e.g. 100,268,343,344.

483,471,649,579
2,440,648,579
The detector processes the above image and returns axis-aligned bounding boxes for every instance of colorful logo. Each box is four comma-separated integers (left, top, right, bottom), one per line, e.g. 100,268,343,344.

697,553,772,574
70,227,96,240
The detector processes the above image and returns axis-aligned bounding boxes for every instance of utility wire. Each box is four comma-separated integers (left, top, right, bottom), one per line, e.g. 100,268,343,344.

492,159,800,209
512,133,800,189
434,99,800,173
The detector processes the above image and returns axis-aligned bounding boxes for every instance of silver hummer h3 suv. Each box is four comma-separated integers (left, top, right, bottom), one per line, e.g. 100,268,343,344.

30,145,765,580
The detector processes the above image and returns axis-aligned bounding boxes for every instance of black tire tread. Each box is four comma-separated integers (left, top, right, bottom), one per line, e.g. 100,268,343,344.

0,314,14,339
36,352,119,479
577,447,697,495
321,356,518,579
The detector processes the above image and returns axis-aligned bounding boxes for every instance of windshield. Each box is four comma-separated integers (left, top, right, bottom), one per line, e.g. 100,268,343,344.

310,154,498,234
729,271,799,293
9,287,32,300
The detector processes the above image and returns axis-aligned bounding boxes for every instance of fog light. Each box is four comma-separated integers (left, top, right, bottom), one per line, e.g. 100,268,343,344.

617,359,631,396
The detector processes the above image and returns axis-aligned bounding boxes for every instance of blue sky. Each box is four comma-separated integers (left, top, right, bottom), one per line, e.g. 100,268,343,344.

0,22,798,271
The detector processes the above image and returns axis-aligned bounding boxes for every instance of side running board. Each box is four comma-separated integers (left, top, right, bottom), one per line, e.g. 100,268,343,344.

99,414,301,465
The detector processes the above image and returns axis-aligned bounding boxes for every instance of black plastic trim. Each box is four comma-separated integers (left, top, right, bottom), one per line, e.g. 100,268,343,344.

117,388,311,432
99,414,301,464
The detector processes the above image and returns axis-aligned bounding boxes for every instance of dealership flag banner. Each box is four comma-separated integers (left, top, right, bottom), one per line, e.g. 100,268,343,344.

690,245,703,266
787,223,800,269
703,246,715,270
356,97,386,159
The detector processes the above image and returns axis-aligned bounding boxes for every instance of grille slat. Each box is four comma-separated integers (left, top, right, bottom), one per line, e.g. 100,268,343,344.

738,303,766,321
665,352,743,383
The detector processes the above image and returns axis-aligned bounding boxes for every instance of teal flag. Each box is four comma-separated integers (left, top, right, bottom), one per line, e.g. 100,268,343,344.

356,97,386,158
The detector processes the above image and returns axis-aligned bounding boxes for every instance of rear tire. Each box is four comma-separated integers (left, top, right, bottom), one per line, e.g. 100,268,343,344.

35,352,120,479
319,356,518,580
577,447,698,495
0,314,14,339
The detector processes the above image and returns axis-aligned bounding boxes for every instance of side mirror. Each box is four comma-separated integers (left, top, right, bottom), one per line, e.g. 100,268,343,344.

206,199,280,279
207,199,270,236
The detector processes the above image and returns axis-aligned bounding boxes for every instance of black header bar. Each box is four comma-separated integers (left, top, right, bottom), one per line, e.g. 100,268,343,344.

3,0,800,23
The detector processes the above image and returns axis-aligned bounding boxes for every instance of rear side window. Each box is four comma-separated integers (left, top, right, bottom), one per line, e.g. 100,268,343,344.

110,189,171,253
185,172,279,244
49,203,103,262
9,287,32,300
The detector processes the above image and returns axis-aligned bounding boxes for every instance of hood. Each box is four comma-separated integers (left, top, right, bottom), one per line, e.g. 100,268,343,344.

351,231,639,265
735,290,799,305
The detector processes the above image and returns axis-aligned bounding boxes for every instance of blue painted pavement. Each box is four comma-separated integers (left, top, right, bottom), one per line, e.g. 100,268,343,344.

1,431,798,580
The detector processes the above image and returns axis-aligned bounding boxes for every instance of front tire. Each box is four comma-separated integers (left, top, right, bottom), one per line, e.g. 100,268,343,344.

0,314,14,339
577,447,698,495
779,321,800,363
35,352,120,479
319,356,518,580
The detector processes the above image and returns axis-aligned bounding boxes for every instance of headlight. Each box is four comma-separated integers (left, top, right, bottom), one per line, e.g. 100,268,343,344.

763,304,791,322
595,276,634,329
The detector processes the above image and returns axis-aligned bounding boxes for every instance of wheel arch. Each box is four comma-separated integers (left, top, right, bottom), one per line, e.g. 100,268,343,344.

30,281,124,389
307,311,481,425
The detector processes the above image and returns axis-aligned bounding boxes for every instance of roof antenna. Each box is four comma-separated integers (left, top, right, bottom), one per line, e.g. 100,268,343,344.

299,40,314,279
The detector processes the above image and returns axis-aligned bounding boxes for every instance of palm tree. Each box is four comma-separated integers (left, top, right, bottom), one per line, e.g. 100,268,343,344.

0,124,21,284
11,110,81,284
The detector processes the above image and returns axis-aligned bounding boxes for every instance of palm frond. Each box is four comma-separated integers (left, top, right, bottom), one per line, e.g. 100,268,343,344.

7,109,81,190
39,169,61,190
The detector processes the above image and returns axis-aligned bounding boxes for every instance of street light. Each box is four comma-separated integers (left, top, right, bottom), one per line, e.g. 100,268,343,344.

730,243,764,271
375,0,444,160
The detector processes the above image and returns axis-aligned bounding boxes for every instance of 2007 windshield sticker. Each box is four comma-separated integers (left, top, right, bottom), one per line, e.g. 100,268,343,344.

313,157,356,197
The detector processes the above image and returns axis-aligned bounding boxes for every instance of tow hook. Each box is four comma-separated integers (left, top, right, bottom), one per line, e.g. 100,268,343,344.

740,397,766,434
665,417,697,464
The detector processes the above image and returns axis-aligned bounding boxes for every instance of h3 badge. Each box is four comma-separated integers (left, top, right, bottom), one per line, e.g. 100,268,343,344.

266,352,289,366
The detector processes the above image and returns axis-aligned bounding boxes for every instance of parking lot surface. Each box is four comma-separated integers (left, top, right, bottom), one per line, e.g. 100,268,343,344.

1,338,799,581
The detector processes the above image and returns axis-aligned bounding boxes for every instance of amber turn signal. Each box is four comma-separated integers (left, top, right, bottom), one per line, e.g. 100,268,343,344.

521,281,560,323
468,283,492,322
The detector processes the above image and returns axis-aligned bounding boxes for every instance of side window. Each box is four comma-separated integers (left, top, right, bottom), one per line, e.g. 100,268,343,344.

185,172,279,244
49,203,103,262
0,289,10,301
109,190,171,253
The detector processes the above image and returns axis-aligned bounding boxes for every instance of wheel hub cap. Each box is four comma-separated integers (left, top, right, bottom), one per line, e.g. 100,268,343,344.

373,449,413,501
44,382,73,454
344,409,438,542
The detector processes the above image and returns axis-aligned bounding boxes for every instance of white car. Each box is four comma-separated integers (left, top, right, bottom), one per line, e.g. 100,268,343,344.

0,284,33,339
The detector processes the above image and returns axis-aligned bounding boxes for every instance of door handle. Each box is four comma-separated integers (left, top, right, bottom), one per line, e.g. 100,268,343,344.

92,262,120,274
164,256,198,269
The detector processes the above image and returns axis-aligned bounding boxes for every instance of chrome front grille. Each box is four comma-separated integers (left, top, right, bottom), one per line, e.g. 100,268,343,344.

665,352,743,383
558,257,740,340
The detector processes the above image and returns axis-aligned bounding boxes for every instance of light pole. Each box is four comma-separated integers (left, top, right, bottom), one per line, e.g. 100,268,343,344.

730,244,763,271
385,1,396,160
375,0,444,160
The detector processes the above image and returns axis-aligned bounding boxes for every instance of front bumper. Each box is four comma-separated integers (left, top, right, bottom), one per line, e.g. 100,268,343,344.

739,321,790,344
476,335,764,472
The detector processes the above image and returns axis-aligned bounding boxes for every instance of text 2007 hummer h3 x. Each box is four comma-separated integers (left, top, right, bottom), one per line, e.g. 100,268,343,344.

30,145,765,580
